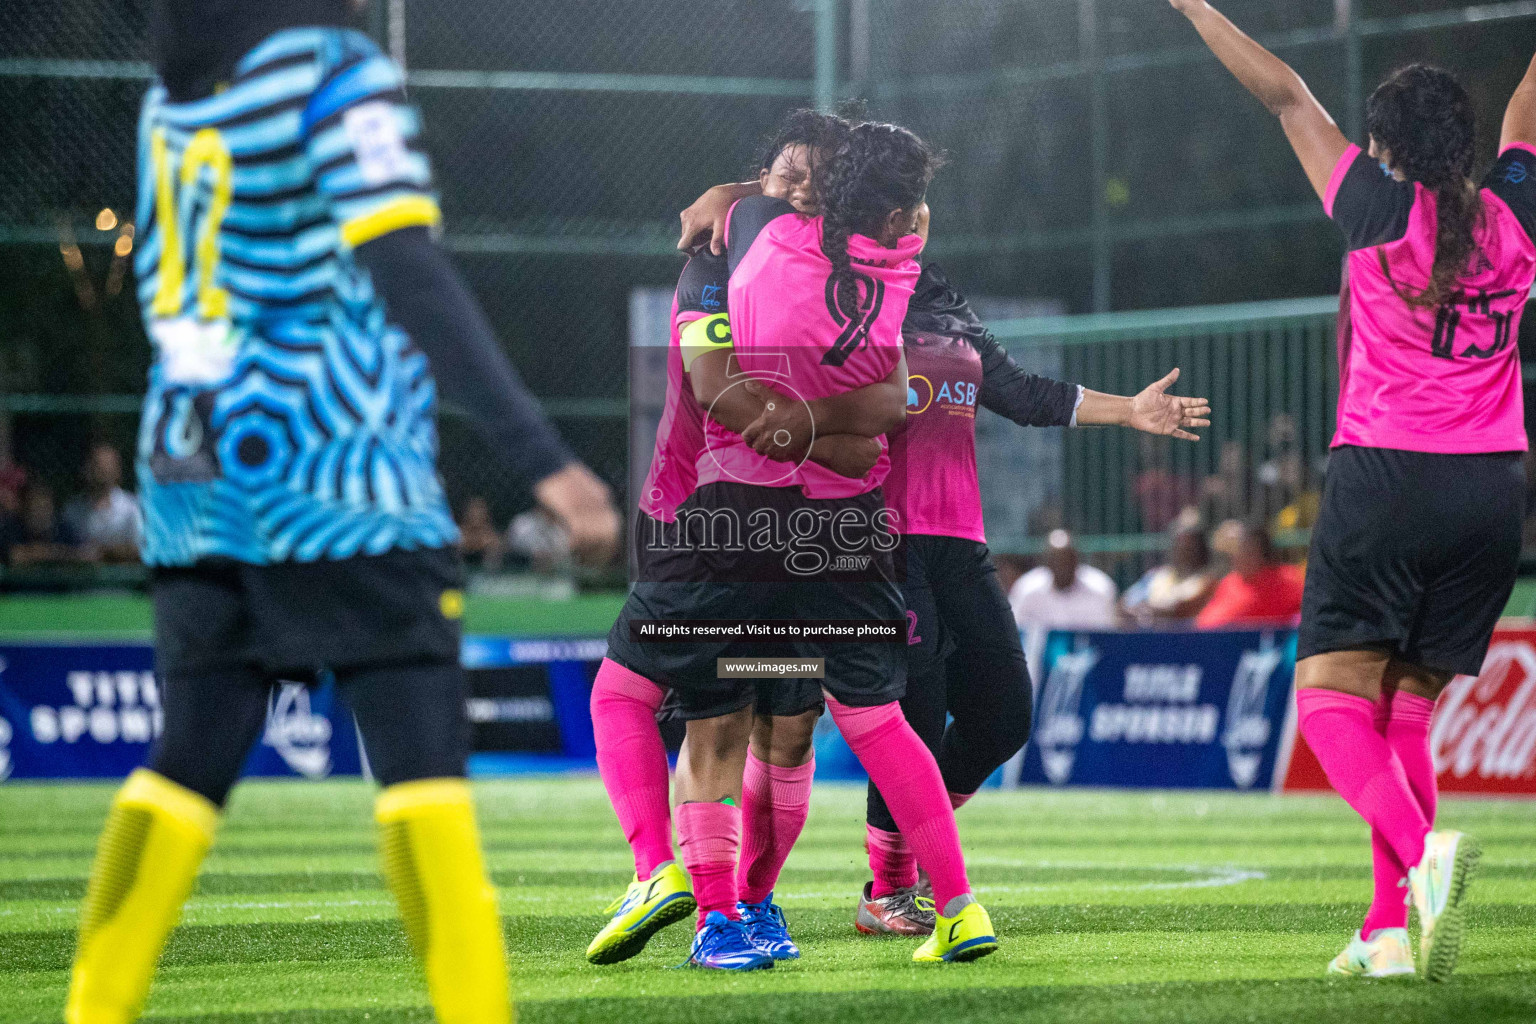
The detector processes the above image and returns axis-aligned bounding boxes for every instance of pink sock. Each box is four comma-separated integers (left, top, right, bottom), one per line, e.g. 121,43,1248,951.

591,659,674,878
1362,691,1439,937
1387,691,1438,824
827,697,972,914
1296,689,1430,873
866,824,917,899
676,801,742,927
949,790,974,811
737,751,815,906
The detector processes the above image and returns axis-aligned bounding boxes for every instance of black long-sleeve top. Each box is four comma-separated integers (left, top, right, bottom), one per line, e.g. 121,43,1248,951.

904,263,1080,428
356,227,576,487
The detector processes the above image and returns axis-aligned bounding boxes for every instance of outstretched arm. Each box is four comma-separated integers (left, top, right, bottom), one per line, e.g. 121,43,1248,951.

1076,369,1211,442
1169,0,1349,201
1503,52,1536,152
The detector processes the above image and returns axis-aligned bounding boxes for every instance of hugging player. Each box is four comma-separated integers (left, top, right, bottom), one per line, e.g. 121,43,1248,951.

599,117,1005,970
587,105,1211,968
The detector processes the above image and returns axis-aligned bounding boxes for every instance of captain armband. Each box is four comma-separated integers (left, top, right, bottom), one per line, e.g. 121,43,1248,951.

680,313,734,371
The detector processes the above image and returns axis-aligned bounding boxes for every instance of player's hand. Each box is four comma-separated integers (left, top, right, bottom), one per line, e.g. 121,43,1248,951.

533,462,620,566
1128,368,1211,441
809,434,882,479
677,181,762,254
742,379,815,460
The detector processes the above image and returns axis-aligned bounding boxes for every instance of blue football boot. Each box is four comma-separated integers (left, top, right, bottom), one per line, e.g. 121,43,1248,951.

685,910,774,970
739,894,801,960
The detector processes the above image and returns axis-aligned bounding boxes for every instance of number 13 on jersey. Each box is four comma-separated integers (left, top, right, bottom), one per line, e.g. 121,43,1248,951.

148,125,238,385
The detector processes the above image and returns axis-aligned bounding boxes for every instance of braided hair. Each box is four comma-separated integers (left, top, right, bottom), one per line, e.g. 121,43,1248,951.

1366,64,1482,309
811,121,943,320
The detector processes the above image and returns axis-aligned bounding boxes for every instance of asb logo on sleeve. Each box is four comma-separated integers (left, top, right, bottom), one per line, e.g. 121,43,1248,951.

907,374,933,414
904,374,977,417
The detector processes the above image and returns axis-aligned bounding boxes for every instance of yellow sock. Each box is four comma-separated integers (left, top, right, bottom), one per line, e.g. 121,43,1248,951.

376,779,512,1024
65,769,218,1024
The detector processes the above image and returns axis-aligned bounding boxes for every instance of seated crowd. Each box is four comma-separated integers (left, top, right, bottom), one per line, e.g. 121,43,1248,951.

0,444,142,568
999,513,1307,678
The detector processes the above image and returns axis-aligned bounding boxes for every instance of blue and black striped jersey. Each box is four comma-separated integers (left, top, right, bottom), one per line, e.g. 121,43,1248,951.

134,26,457,566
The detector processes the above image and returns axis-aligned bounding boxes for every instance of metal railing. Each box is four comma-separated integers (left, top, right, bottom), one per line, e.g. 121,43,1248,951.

971,296,1340,578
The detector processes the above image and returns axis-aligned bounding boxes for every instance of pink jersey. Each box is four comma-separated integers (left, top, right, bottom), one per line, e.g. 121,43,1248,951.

886,263,1080,542
887,329,986,541
697,196,923,499
1325,143,1536,454
637,253,727,521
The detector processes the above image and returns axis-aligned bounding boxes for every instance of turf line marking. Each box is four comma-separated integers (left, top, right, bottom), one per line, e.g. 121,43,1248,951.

774,866,1266,902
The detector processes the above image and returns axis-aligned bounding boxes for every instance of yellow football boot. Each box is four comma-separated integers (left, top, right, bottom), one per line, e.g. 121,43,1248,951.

586,861,696,965
912,897,998,963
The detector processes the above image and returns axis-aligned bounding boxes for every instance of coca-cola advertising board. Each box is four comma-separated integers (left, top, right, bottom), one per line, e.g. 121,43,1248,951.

1280,628,1536,796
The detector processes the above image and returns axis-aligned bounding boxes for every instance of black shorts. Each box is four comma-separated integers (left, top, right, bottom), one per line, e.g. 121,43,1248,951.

655,679,825,723
606,483,906,718
152,547,464,678
1298,445,1524,677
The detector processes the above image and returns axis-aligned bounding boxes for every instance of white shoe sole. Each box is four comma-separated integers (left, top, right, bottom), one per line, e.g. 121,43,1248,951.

1420,834,1481,983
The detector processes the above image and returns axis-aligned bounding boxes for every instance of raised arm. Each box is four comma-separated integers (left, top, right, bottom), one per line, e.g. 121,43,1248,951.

1170,0,1349,201
1503,52,1536,152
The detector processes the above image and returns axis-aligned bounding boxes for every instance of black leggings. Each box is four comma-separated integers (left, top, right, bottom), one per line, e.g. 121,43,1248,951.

866,535,1033,833
149,659,470,808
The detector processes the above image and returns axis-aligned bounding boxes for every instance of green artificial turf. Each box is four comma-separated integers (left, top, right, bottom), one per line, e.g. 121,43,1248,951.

0,592,627,641
1,780,1532,1023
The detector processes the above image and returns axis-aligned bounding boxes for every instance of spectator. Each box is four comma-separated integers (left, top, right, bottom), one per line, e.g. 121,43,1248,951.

507,507,572,573
1194,521,1304,629
1133,435,1198,533
0,418,26,516
459,496,506,572
1,483,83,566
62,444,141,563
1198,440,1249,524
1009,529,1118,683
991,553,1031,600
1121,519,1217,625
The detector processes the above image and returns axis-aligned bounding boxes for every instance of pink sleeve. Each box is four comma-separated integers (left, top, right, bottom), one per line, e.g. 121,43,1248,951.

722,198,743,250
675,310,706,331
1323,144,1362,218
1501,141,1536,161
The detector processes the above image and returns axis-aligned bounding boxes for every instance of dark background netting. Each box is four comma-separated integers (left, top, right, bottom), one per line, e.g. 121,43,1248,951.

4,0,1536,545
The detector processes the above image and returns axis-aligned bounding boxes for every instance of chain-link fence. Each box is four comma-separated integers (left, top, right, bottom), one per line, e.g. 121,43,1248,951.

983,297,1345,585
4,0,1536,584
